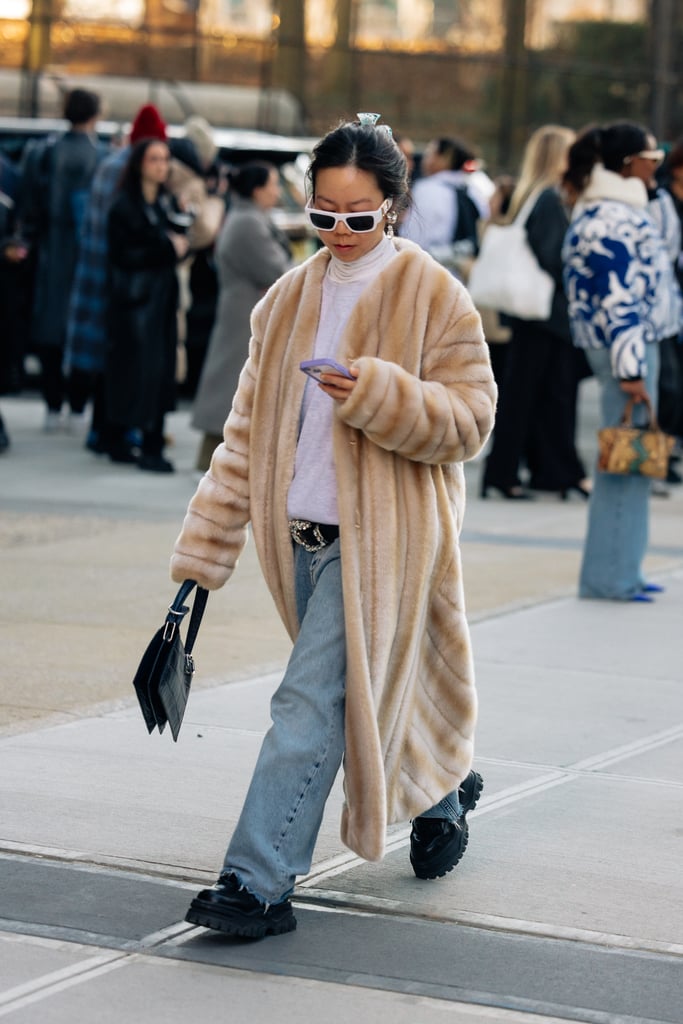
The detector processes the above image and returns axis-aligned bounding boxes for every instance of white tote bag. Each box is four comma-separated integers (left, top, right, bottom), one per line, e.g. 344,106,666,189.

467,191,555,321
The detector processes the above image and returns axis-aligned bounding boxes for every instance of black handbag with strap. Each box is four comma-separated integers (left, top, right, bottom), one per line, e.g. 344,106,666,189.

132,579,208,741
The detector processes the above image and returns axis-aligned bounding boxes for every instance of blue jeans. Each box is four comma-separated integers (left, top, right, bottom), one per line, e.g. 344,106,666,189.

223,538,461,904
579,343,660,601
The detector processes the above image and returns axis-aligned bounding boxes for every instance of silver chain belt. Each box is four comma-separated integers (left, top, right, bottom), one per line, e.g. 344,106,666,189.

288,519,340,552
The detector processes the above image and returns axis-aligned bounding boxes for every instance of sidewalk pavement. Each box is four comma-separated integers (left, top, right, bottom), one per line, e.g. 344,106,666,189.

1,390,682,1023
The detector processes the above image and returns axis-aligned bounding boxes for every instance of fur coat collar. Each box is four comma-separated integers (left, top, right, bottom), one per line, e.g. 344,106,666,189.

577,163,648,211
171,238,497,860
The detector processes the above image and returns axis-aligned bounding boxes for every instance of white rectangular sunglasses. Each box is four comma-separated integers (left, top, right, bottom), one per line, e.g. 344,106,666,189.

305,197,393,233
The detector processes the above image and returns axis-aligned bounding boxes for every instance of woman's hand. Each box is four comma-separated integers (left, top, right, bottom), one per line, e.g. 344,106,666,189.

318,366,360,402
619,378,649,403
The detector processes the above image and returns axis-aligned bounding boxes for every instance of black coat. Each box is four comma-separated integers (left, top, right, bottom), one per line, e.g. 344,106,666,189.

1,175,30,394
105,189,179,432
19,130,105,349
520,186,572,343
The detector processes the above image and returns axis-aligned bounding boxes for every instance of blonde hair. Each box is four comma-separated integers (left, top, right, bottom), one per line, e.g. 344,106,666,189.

507,125,575,219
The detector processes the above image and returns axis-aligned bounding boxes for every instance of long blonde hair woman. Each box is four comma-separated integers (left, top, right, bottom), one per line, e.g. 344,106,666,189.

506,125,576,220
481,123,590,501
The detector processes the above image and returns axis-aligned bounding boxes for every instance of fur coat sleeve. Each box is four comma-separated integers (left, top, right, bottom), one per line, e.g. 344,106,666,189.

171,238,497,861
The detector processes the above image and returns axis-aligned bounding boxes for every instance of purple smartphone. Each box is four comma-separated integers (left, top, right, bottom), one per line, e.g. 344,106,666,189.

300,358,354,381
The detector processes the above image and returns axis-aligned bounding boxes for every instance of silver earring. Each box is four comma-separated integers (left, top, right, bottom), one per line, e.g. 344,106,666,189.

385,209,398,237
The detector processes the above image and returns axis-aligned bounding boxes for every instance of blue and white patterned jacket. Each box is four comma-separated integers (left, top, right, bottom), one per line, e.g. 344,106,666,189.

563,165,678,380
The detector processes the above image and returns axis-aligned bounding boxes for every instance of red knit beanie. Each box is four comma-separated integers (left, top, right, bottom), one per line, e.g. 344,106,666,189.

130,104,167,145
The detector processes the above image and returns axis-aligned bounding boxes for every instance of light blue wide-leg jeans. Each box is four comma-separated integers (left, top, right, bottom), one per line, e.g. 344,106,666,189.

222,536,463,903
223,539,347,904
579,343,660,600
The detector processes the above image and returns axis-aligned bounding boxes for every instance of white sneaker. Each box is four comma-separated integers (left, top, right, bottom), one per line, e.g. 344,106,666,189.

43,410,62,433
66,411,88,435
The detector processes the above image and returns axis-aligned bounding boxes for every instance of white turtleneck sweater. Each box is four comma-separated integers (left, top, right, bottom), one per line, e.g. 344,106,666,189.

287,235,397,524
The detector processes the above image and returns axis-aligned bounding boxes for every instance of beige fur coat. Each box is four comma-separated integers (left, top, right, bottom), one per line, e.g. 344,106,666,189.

171,238,497,861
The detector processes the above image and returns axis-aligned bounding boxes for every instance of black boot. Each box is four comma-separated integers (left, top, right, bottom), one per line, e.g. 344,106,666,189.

410,770,484,879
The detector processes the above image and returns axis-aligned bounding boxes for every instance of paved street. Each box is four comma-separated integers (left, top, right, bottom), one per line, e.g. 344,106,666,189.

1,387,682,1023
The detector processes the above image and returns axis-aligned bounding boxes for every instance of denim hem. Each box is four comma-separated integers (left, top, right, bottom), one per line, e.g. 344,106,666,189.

415,790,462,822
224,868,293,907
578,587,640,601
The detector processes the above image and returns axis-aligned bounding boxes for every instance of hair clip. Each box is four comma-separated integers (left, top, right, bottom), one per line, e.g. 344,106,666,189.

357,112,393,138
357,112,381,126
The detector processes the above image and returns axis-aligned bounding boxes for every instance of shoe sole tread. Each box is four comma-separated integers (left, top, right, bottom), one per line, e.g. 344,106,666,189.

185,901,297,939
410,771,484,880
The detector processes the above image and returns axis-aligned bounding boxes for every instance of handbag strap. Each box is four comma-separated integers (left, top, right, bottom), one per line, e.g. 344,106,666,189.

164,579,209,654
512,187,544,227
621,394,659,431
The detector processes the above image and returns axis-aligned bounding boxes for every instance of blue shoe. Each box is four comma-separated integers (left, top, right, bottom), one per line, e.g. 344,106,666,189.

641,582,665,594
630,593,655,603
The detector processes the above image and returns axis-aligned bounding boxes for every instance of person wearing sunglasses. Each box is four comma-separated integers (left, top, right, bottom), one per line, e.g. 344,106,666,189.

171,114,497,938
563,122,679,601
305,195,393,234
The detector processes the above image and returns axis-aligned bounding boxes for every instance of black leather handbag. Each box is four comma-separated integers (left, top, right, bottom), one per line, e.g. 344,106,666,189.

132,580,208,741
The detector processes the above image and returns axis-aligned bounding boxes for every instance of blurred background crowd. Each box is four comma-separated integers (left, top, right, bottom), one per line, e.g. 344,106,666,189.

1,83,682,503
0,89,302,472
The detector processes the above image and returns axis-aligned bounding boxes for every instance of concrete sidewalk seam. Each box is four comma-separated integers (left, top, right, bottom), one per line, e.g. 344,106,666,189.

301,721,683,892
291,891,683,960
0,948,128,1018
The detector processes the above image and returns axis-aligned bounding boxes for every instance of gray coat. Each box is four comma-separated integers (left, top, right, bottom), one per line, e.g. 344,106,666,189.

192,196,291,435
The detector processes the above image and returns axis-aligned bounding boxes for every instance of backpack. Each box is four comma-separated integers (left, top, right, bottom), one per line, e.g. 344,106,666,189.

452,185,480,256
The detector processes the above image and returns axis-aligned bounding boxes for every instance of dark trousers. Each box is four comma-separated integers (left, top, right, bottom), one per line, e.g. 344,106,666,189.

89,373,107,437
658,334,683,439
141,421,165,457
101,417,164,458
38,345,92,414
92,367,166,459
484,322,586,492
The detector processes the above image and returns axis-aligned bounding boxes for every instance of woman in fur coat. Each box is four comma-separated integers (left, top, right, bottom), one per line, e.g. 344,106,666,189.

171,115,497,938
